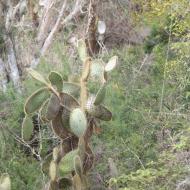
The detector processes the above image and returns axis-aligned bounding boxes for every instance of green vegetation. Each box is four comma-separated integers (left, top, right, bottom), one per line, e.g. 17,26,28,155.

0,0,190,189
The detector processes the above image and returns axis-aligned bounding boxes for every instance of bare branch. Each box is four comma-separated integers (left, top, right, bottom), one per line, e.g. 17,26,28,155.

37,0,56,46
40,0,67,56
61,0,85,26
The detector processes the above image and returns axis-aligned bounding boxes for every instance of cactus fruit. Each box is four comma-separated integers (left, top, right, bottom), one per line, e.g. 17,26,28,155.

22,38,117,190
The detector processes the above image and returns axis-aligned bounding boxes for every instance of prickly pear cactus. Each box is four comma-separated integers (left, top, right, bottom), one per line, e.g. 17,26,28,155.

22,39,118,190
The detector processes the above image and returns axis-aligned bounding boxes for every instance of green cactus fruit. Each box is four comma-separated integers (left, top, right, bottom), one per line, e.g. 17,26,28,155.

0,174,11,190
90,59,105,82
27,68,49,85
24,87,50,115
48,71,63,92
42,153,52,175
70,108,87,137
105,56,118,72
58,178,72,190
21,115,34,141
73,174,82,190
74,156,83,178
59,149,78,176
60,92,79,109
94,83,106,105
39,99,49,123
62,82,80,98
51,110,70,139
49,160,57,181
46,94,61,120
77,39,87,62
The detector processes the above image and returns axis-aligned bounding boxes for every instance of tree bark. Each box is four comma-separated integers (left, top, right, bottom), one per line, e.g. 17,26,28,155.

4,34,21,92
0,58,7,92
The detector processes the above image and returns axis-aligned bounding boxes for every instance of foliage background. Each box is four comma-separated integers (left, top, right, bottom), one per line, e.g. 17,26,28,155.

0,0,190,189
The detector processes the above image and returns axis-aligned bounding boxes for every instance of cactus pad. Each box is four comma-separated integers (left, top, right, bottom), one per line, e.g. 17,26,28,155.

21,115,34,141
46,94,61,120
59,149,78,176
69,108,87,137
62,82,80,97
90,59,105,82
24,87,50,115
94,84,106,105
105,56,118,72
27,68,49,85
48,71,63,92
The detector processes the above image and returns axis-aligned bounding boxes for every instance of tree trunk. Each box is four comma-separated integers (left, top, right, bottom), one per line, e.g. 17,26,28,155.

0,58,7,92
4,34,21,92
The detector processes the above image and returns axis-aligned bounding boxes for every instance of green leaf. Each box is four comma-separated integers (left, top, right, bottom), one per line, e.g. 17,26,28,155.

105,56,118,72
21,115,34,141
59,149,78,176
48,71,63,92
24,87,50,115
77,39,87,62
94,83,106,105
62,82,80,97
27,68,49,85
70,108,87,137
0,174,11,190
46,94,60,120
